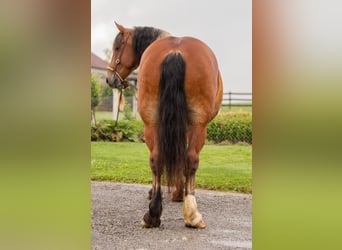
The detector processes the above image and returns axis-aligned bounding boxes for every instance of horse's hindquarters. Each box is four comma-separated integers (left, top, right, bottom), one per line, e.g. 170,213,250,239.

138,36,222,229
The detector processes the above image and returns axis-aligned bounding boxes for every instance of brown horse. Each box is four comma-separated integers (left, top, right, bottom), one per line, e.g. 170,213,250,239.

106,22,223,229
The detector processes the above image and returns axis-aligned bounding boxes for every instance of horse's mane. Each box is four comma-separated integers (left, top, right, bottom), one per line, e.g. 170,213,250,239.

132,27,165,64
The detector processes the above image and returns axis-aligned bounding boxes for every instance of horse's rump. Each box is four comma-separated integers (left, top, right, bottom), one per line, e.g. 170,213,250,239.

138,37,222,186
139,36,221,124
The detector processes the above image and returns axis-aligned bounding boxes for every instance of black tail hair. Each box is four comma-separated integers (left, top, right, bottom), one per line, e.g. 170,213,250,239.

157,52,188,187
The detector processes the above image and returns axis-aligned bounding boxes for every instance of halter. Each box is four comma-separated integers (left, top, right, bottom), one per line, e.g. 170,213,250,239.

107,32,131,89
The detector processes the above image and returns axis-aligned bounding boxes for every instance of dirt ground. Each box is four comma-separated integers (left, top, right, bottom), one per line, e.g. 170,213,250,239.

91,181,252,250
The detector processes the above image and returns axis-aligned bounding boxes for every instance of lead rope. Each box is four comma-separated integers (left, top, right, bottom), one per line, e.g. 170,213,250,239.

109,32,131,127
112,33,130,128
115,88,123,127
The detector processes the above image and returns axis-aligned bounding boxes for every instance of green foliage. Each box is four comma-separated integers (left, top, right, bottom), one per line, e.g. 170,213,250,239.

91,75,100,109
98,84,113,111
123,86,135,97
91,119,144,142
207,111,252,144
123,103,134,121
100,83,113,98
91,111,252,144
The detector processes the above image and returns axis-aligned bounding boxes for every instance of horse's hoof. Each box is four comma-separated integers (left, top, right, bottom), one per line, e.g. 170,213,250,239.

141,219,161,228
141,212,161,228
185,219,206,229
141,219,153,228
183,194,206,229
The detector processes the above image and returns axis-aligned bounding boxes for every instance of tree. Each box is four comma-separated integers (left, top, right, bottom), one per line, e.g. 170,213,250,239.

91,75,100,125
103,48,112,63
97,82,113,111
101,82,113,98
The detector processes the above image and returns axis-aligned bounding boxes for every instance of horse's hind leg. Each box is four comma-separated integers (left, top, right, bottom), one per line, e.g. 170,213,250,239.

172,171,184,202
141,125,163,228
142,182,162,228
148,157,183,203
147,186,163,200
183,125,206,229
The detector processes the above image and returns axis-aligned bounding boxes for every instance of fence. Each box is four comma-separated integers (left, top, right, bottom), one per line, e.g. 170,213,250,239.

96,91,252,121
222,92,252,108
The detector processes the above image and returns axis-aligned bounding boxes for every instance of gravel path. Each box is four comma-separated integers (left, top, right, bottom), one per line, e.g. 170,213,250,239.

91,181,252,250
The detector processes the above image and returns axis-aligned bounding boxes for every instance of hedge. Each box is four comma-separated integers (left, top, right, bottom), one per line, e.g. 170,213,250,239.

207,111,252,144
91,119,144,142
91,111,252,144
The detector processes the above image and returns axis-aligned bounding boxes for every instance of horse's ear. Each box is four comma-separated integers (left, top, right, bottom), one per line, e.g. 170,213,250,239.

114,21,126,32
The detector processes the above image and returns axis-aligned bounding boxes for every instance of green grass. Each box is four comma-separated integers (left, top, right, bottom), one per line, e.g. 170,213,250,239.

95,111,141,121
91,142,252,193
94,111,114,121
220,105,252,113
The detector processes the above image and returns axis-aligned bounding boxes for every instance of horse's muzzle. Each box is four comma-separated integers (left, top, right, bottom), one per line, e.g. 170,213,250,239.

106,74,121,89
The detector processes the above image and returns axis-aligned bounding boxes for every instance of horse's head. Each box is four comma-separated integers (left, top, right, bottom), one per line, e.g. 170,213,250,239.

106,22,138,89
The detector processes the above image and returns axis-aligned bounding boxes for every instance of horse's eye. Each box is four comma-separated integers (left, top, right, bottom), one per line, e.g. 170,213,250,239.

115,46,120,51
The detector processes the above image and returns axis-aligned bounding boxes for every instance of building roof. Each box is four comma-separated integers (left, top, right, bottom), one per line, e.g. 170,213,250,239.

91,52,108,70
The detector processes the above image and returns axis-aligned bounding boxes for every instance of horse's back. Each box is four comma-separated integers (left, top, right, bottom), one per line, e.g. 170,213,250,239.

141,36,218,77
138,36,222,125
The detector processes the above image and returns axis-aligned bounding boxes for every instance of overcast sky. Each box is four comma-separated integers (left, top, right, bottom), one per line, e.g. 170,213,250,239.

91,0,251,92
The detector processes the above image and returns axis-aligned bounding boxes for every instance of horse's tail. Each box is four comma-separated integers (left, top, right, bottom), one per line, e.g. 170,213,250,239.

157,52,188,187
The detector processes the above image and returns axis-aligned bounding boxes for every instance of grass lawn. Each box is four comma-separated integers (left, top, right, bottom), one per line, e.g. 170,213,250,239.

220,105,252,113
95,111,141,121
95,111,113,121
91,142,252,193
